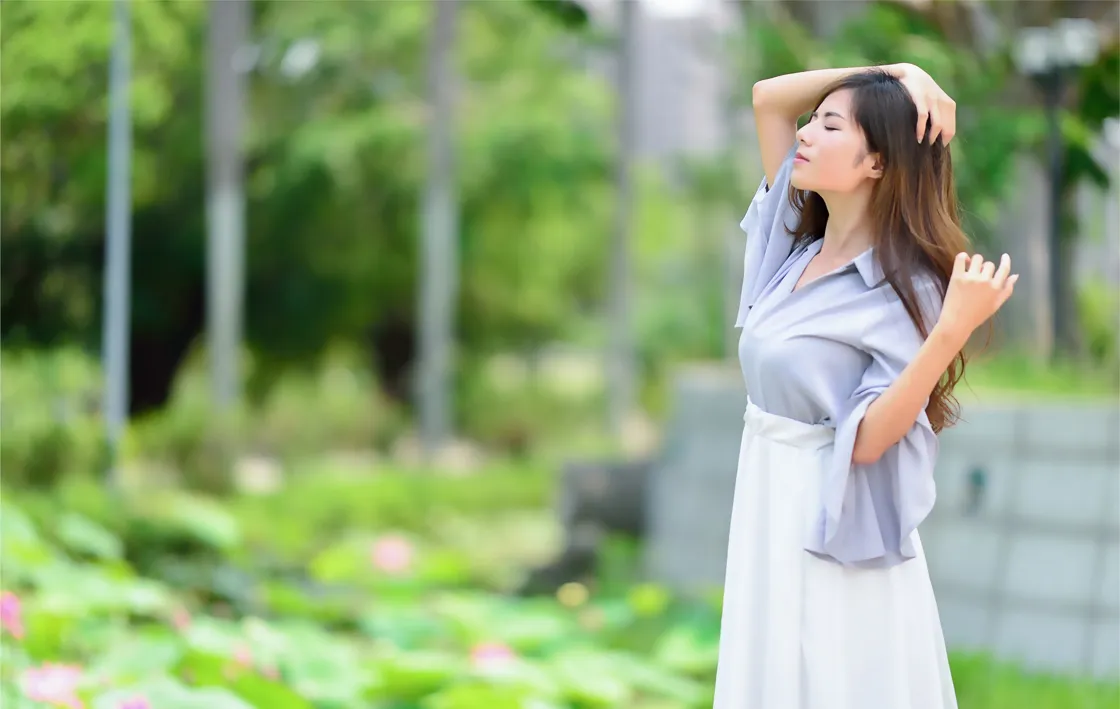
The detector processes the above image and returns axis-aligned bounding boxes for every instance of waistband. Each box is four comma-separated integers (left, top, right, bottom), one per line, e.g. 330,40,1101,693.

744,399,835,450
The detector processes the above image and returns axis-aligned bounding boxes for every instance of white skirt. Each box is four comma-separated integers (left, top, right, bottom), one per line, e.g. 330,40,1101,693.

713,401,957,709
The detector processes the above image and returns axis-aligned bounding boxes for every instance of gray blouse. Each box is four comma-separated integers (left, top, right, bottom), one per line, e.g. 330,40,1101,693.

735,144,943,569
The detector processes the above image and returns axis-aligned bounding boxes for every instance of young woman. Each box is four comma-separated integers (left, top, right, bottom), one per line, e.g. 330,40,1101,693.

714,63,1018,708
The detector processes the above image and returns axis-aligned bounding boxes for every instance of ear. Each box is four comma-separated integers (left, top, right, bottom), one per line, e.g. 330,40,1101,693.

865,152,885,180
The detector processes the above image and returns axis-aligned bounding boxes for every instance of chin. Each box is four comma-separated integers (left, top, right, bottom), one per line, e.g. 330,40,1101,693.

789,172,815,192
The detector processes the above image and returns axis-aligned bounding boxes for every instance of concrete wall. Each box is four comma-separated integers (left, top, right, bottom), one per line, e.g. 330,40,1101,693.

644,366,1120,679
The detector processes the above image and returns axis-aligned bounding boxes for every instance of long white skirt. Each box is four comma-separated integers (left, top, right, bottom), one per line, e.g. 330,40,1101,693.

712,401,957,709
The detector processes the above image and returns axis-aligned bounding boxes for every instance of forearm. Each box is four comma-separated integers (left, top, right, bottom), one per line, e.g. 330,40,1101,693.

752,65,901,121
850,323,968,464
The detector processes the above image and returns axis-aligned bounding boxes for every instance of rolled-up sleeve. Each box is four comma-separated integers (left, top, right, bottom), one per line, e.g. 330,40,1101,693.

735,142,800,327
804,279,944,568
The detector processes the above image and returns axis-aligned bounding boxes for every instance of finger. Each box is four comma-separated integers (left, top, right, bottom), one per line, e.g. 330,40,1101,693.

940,98,957,145
915,103,929,143
992,253,1011,288
999,274,1019,304
952,252,969,277
927,103,942,146
969,254,984,274
981,259,996,279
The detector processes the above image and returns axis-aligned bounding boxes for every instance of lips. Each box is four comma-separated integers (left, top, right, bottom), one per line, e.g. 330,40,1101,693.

794,152,809,163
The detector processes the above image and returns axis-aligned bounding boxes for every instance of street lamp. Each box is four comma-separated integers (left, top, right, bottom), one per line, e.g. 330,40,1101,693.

1013,18,1100,355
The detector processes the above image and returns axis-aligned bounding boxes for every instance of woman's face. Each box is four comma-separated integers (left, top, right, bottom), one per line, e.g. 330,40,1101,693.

790,89,881,194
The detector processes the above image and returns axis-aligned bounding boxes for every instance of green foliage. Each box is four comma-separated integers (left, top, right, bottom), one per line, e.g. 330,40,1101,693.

964,350,1120,399
228,462,554,565
125,346,407,490
0,349,108,488
1,0,614,402
1078,279,1120,372
0,346,408,490
1,478,1117,709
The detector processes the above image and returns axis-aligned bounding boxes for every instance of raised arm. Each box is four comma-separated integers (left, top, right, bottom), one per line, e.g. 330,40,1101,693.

751,67,885,187
751,63,956,188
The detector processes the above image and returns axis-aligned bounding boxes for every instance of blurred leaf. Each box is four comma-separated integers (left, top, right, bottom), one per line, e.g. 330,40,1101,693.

548,651,632,707
55,512,123,561
423,682,558,709
142,492,242,552
93,676,256,709
374,650,464,700
33,562,174,616
91,631,184,682
652,624,720,676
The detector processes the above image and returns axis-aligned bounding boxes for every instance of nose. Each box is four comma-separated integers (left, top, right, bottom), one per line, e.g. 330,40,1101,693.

796,122,813,145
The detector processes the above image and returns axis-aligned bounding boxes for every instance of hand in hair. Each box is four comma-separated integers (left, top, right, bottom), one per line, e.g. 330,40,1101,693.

890,63,957,145
938,253,1019,342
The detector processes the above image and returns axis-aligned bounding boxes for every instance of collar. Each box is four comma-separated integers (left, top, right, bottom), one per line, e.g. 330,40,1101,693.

806,239,882,289
851,247,883,288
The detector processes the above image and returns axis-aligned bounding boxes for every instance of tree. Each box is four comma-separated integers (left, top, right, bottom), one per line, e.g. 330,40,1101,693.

606,0,637,436
417,0,460,454
1,0,615,418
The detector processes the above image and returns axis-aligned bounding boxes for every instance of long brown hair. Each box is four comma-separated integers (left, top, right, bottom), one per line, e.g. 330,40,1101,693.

787,69,969,432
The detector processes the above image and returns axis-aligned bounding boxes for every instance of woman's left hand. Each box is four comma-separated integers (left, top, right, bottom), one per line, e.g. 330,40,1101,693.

937,252,1019,342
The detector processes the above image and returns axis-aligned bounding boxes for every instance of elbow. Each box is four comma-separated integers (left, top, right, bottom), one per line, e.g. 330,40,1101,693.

850,439,885,466
751,80,771,109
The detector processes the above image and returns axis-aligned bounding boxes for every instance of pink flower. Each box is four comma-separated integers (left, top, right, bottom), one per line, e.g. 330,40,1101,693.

118,697,151,709
171,606,191,633
470,642,516,672
370,535,414,575
19,663,84,709
233,643,253,667
1,591,25,640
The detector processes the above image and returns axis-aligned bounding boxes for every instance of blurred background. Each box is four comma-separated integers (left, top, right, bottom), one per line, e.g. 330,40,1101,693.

1,0,1118,707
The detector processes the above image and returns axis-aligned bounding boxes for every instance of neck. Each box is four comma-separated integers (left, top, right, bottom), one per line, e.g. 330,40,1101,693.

818,187,874,259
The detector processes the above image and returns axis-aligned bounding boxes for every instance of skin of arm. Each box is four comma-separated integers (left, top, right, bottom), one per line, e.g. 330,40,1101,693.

851,253,1016,464
849,323,967,465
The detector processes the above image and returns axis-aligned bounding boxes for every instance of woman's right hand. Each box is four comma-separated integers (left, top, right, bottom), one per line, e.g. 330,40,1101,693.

889,63,956,146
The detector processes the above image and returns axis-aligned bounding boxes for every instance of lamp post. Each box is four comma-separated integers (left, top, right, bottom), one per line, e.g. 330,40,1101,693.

1013,18,1100,355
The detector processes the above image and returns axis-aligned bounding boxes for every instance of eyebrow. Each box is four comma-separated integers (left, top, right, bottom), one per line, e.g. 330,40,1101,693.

811,111,847,121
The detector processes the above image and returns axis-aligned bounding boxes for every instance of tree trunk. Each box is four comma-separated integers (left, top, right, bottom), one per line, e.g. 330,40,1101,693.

206,0,249,411
103,0,133,486
606,0,638,437
418,0,459,456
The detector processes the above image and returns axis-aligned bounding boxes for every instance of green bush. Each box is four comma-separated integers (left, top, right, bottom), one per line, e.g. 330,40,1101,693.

457,353,604,458
1079,279,1120,373
6,459,556,602
228,460,554,566
0,349,108,488
124,348,407,492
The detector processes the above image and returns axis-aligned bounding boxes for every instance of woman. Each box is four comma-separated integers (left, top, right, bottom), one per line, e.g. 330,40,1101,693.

714,63,1017,708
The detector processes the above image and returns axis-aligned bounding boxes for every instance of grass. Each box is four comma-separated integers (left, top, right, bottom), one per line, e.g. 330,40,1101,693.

951,652,1120,709
962,352,1118,401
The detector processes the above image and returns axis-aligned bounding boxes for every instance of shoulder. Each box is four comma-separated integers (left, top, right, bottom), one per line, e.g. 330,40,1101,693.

870,265,943,314
862,267,945,351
